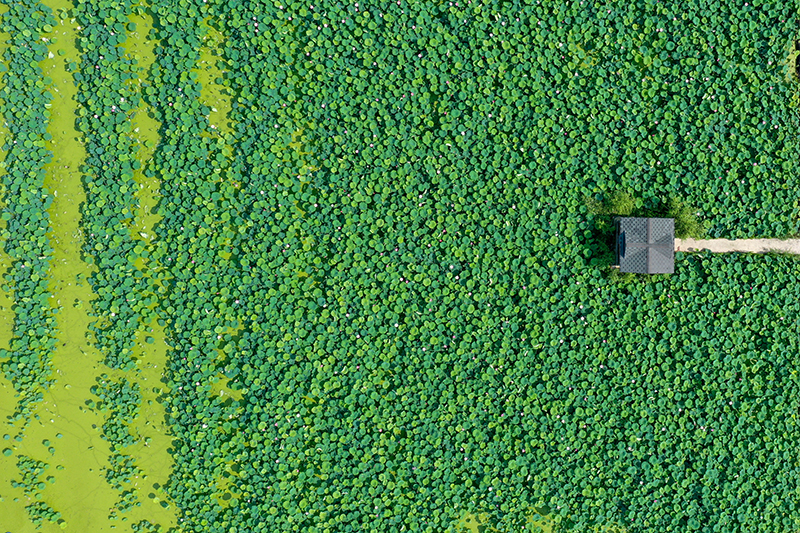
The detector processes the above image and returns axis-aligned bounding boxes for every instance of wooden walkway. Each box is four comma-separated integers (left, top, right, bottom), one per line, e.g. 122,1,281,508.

675,238,800,255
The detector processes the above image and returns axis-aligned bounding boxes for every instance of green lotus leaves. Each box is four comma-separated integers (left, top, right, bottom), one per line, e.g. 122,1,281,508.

11,455,60,524
71,0,149,372
0,0,59,419
91,377,141,451
0,0,793,530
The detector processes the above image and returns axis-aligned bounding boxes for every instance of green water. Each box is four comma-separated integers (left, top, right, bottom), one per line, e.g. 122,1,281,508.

196,18,233,136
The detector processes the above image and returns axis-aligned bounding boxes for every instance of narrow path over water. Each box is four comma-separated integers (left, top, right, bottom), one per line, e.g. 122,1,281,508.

676,238,800,255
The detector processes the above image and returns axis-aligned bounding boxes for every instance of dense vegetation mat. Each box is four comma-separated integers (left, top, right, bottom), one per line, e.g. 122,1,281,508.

139,0,800,532
1,0,799,532
0,0,58,421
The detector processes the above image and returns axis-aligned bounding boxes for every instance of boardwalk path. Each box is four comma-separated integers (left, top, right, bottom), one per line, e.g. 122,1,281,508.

675,238,800,255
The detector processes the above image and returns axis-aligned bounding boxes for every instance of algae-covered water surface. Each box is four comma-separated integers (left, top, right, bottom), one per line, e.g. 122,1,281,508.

0,0,177,530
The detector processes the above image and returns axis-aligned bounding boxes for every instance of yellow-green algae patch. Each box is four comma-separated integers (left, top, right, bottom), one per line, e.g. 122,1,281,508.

196,18,233,135
0,215,11,357
5,4,122,531
208,373,244,402
290,126,320,184
206,322,244,401
0,4,41,528
784,39,799,85
127,4,162,246
93,323,179,525
455,510,553,533
111,0,176,528
0,380,31,533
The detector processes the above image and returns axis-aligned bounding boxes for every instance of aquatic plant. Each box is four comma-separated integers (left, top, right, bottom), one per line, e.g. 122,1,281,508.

72,0,152,371
0,0,794,530
0,0,59,420
11,456,62,528
134,0,800,530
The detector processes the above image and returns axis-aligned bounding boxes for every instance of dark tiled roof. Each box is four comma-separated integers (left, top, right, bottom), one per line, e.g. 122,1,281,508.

616,217,674,274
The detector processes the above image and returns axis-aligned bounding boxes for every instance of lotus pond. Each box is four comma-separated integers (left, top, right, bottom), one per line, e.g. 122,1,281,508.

1,0,800,532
